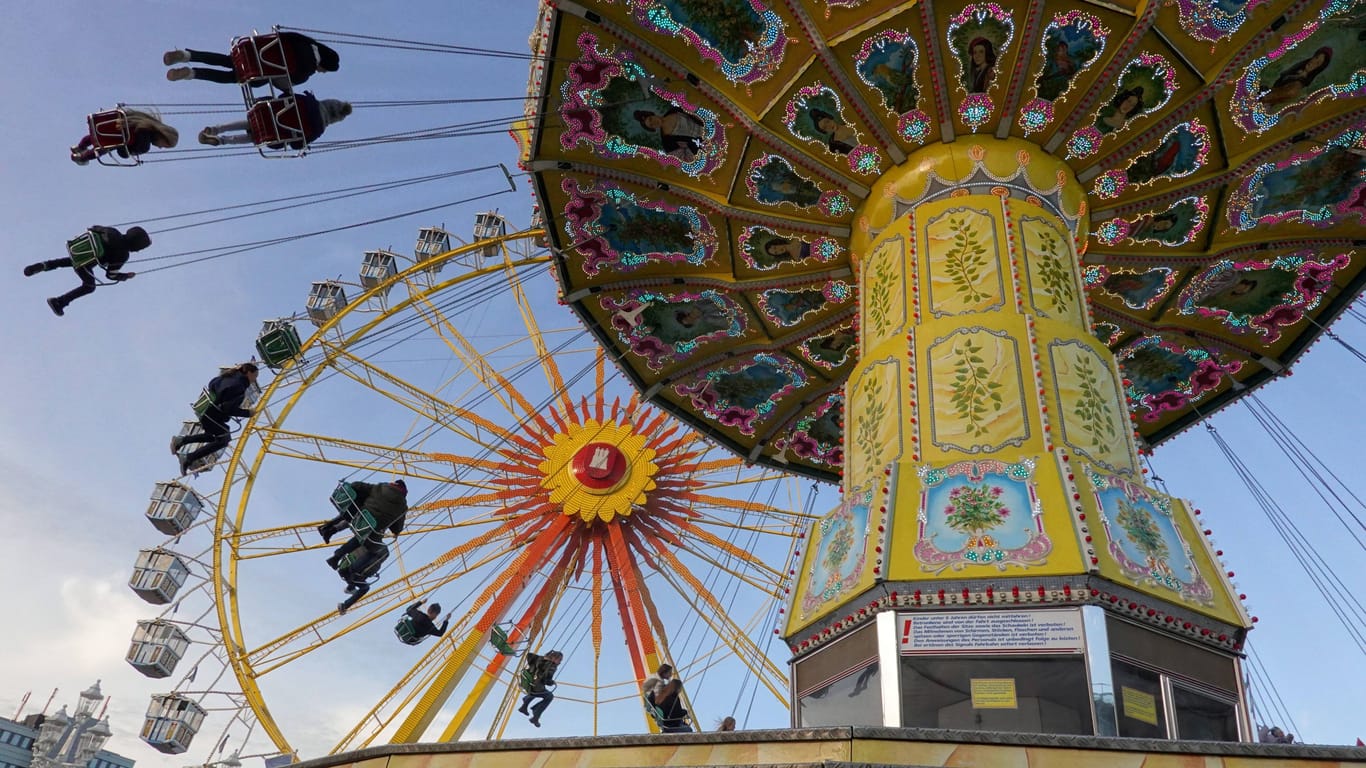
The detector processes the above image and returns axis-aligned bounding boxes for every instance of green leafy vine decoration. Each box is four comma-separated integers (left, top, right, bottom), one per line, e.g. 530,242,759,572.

1073,353,1117,446
942,215,990,304
1032,226,1076,313
948,339,1003,436
855,374,887,461
866,249,895,337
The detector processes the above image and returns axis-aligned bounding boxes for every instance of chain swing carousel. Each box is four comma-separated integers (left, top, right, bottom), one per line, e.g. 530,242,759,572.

514,0,1366,744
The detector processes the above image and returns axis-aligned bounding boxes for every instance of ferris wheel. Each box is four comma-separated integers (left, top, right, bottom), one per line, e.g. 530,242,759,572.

124,217,812,761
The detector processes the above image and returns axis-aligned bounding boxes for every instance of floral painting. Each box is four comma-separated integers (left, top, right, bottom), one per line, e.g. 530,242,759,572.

801,485,873,615
915,459,1051,572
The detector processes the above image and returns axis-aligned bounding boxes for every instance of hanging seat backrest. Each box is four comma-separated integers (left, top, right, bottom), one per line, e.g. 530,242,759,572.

518,666,536,693
247,96,320,150
394,615,422,645
329,481,378,538
230,33,291,84
338,541,389,580
192,384,218,419
66,231,105,270
87,109,131,152
489,625,520,656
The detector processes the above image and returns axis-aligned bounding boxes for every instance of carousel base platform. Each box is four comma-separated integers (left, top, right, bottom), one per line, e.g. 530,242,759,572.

299,726,1365,768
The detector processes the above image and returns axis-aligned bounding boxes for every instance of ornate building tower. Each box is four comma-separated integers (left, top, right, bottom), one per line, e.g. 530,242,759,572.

30,683,114,768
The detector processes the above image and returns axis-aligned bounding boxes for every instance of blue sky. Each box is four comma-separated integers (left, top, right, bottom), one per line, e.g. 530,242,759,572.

0,1,1361,766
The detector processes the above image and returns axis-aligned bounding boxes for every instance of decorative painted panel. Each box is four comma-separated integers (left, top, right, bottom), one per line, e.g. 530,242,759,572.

1086,467,1215,607
1067,54,1178,158
1177,251,1351,341
745,154,851,215
561,178,719,276
914,458,1052,572
783,84,883,173
1173,0,1274,42
603,289,746,370
853,29,933,143
800,324,859,370
1019,11,1109,134
1049,340,1129,472
846,358,903,490
1085,266,1177,311
800,481,877,618
945,3,1016,131
1226,122,1366,231
673,352,807,435
925,207,1005,317
776,393,844,469
1231,2,1366,133
1095,197,1209,247
1116,336,1243,421
737,225,843,271
1092,120,1211,200
1018,215,1082,325
623,0,789,85
861,232,909,347
757,281,854,327
560,32,727,175
926,327,1029,454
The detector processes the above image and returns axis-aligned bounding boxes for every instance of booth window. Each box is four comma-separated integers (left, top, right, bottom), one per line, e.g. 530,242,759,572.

1172,684,1239,741
900,656,1092,734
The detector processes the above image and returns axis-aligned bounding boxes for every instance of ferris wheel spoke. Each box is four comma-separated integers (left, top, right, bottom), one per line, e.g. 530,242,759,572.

649,552,790,705
501,254,579,419
243,524,524,671
319,342,530,455
254,427,461,483
436,545,579,741
406,284,566,440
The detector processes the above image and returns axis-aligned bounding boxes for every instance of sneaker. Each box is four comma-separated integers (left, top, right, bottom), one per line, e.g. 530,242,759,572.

326,554,342,570
337,602,348,616
178,455,193,476
46,298,65,316
317,523,334,544
163,49,191,65
23,263,43,277
166,67,194,82
517,704,529,716
170,435,184,454
198,128,222,146
529,716,540,728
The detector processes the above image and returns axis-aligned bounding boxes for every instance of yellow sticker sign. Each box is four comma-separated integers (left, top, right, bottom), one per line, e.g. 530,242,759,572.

970,678,1019,709
1122,686,1159,726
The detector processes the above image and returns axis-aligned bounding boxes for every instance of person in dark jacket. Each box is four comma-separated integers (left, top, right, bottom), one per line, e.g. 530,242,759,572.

517,650,563,727
402,600,450,642
163,32,340,91
70,110,179,165
170,363,259,475
197,92,352,150
322,479,409,568
23,226,148,316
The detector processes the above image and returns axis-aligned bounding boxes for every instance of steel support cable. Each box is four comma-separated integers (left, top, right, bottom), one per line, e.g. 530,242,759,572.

276,26,585,66
739,482,819,725
128,189,512,273
115,166,498,231
1204,424,1366,654
1307,316,1366,365
1245,639,1301,736
1241,394,1366,547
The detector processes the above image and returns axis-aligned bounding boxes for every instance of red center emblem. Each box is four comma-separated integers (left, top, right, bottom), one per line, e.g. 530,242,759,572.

571,442,628,490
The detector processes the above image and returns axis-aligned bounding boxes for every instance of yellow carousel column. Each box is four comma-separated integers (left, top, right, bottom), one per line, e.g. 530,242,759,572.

844,138,1129,589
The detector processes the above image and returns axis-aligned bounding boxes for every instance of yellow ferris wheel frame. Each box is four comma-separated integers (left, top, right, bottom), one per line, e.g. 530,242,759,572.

211,230,551,756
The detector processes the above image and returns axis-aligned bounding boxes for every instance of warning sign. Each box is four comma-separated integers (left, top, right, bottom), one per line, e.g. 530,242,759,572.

970,678,1019,709
898,609,1084,654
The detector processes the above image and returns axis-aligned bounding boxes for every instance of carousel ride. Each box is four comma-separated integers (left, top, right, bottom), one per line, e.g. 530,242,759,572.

109,0,1366,760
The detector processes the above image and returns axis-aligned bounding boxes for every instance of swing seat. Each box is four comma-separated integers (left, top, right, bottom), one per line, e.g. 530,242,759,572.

644,694,693,733
518,667,537,693
230,33,293,85
246,96,319,155
329,482,379,539
489,625,522,656
191,386,218,419
337,541,389,582
394,615,422,645
86,109,141,167
66,231,105,270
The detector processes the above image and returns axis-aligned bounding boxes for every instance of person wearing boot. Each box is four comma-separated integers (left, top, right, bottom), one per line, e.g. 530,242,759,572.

24,226,148,316
319,478,409,567
517,650,563,728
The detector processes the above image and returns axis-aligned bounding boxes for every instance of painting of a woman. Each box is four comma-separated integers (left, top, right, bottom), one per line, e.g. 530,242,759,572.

633,107,706,161
1259,47,1333,109
1035,39,1079,101
808,108,857,154
965,37,997,93
1097,86,1145,133
758,236,811,267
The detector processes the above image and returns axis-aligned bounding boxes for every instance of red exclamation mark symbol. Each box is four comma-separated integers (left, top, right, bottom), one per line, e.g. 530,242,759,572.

901,618,912,647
